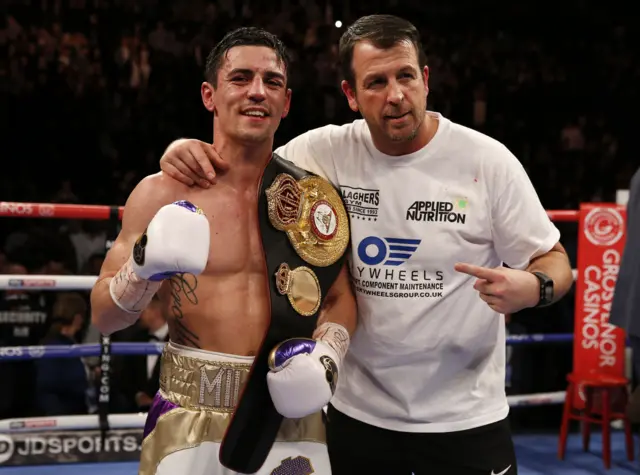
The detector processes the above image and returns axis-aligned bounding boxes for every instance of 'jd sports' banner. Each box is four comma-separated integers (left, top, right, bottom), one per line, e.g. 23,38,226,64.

573,203,627,409
0,429,142,466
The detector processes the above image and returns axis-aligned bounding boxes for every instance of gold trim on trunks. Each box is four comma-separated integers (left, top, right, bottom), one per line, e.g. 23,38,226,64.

265,173,349,267
138,345,326,475
275,263,321,316
138,406,327,475
159,346,252,412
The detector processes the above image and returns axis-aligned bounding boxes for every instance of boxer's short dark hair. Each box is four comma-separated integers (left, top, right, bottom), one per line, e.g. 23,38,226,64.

339,15,427,87
205,27,291,87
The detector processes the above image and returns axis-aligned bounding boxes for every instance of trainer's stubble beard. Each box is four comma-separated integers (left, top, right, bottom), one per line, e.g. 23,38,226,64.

386,108,426,143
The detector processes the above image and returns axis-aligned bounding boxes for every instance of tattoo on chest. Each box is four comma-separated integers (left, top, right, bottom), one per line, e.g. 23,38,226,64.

168,273,200,348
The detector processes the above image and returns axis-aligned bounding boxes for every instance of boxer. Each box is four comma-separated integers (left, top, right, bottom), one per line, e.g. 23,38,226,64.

90,27,356,475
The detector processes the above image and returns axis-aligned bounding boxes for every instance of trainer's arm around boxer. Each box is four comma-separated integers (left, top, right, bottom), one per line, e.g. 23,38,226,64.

267,263,357,419
159,139,227,187
90,173,209,335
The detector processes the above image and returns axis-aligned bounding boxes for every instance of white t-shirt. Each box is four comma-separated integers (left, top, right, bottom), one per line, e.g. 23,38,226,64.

275,112,560,433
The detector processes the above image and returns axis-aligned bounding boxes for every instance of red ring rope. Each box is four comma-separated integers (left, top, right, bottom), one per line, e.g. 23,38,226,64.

0,202,124,220
0,201,579,222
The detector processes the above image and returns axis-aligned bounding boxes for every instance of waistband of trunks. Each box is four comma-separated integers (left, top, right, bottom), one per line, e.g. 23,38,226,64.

159,342,252,412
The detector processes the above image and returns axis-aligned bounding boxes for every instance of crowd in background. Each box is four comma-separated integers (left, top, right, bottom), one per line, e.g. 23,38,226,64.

0,0,637,428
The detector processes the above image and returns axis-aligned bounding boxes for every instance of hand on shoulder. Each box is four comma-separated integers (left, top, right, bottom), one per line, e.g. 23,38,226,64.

159,139,229,187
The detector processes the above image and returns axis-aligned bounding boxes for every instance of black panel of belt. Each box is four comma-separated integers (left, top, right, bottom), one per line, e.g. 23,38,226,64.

219,154,348,473
98,334,111,446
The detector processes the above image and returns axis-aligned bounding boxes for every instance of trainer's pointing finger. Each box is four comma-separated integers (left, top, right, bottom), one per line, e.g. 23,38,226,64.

454,263,502,282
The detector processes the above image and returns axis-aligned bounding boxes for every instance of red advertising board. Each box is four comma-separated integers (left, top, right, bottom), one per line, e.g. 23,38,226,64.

573,203,627,408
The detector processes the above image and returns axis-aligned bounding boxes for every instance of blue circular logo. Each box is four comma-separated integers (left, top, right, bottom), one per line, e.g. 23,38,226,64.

357,236,387,265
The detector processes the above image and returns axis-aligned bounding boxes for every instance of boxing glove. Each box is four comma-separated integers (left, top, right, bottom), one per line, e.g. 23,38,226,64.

267,322,351,419
130,200,210,280
110,200,209,313
267,338,340,419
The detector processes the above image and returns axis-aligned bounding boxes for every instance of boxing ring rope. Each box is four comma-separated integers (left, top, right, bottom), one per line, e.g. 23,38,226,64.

3,273,586,292
0,201,124,220
0,201,583,222
0,201,580,465
0,337,570,431
0,391,571,434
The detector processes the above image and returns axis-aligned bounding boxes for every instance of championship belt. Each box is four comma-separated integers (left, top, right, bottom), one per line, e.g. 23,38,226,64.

219,154,349,473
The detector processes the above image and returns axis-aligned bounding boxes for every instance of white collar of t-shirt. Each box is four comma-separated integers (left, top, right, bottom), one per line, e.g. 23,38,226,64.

362,111,449,167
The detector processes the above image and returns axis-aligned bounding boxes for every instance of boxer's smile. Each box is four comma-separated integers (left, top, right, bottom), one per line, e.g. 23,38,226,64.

241,107,270,120
241,107,270,117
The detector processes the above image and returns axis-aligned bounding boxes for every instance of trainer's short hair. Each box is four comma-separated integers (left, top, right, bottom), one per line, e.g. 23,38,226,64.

205,27,291,87
338,15,427,87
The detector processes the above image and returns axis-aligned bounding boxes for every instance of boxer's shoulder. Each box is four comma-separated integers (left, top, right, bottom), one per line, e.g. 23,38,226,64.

136,171,190,191
123,172,192,222
155,171,195,193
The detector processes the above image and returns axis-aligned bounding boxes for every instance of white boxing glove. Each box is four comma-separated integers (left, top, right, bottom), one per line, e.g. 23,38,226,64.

267,322,350,419
130,200,210,280
110,200,210,313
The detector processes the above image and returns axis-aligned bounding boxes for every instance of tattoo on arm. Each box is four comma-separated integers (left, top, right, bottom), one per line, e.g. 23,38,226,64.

316,293,338,327
112,270,123,285
169,273,201,348
313,323,350,361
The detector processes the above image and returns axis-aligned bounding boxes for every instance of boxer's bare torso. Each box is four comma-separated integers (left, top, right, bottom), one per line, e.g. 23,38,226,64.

156,173,270,356
119,170,270,356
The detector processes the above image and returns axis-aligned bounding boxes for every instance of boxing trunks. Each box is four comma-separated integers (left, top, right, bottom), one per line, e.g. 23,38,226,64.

138,342,331,475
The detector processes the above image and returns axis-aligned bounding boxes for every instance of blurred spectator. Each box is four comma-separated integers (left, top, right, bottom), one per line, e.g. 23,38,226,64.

1,0,634,210
0,260,50,419
34,292,89,416
69,221,108,273
0,262,49,347
135,296,168,410
109,295,166,413
51,180,80,204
